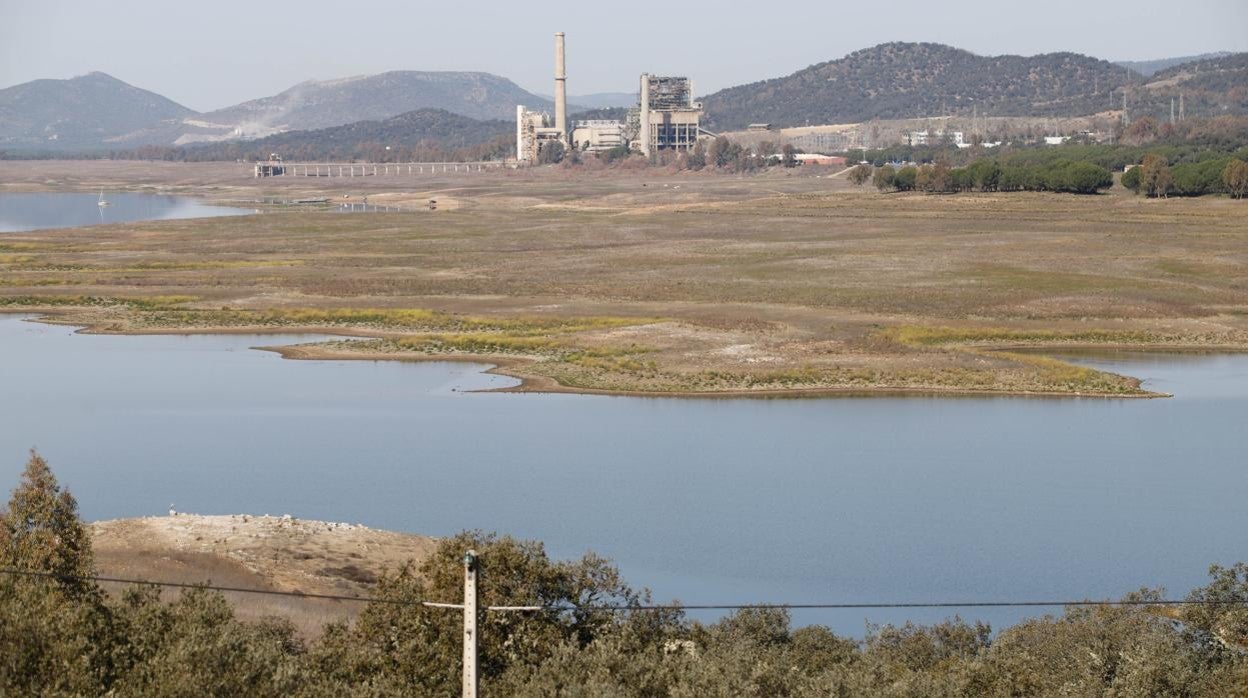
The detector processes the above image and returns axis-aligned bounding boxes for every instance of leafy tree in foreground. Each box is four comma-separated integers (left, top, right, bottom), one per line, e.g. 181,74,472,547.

0,450,94,596
349,530,653,695
1,455,1247,695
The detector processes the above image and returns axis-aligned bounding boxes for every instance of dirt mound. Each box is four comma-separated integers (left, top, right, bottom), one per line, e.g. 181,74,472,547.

91,514,436,635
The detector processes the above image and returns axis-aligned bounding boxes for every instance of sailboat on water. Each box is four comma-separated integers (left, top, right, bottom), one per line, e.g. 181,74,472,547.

97,190,111,207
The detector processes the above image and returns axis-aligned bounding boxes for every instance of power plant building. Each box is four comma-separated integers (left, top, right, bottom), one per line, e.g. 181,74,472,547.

516,34,707,161
571,120,626,152
637,74,703,157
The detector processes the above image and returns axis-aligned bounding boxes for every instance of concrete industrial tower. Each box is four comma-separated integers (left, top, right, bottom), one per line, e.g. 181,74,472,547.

554,32,567,142
516,33,570,162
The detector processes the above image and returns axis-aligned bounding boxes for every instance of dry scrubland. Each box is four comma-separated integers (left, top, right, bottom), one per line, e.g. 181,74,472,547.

3,160,1247,397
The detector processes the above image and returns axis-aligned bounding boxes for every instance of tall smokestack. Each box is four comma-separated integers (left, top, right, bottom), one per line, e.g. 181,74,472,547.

554,32,567,142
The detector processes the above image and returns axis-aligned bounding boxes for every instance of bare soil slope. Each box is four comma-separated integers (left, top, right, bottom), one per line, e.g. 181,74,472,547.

91,514,435,635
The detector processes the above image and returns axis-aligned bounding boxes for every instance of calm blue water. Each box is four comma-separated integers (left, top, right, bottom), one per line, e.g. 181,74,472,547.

0,193,256,232
1,313,1244,633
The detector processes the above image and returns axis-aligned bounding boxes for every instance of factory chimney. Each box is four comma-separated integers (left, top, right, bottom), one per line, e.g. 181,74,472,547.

554,32,567,143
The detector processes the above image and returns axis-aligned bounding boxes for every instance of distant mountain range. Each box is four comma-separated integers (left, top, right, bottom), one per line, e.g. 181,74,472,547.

702,43,1248,131
0,70,563,152
2,44,1244,155
1115,52,1234,77
199,71,563,138
0,72,194,150
181,108,512,161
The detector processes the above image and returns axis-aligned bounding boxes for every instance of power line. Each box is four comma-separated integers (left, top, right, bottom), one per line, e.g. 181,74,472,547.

526,600,1240,612
4,567,1245,613
1,568,420,606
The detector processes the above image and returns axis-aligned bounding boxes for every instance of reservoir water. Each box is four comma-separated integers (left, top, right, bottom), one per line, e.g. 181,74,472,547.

0,192,255,232
1,313,1244,633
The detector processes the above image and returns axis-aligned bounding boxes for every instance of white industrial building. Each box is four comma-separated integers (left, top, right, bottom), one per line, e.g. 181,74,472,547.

516,33,710,161
908,130,965,147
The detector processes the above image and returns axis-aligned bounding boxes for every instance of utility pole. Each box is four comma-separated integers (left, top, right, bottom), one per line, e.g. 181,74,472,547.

463,550,479,698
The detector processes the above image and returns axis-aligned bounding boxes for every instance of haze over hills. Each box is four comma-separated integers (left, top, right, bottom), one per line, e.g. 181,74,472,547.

181,108,512,161
1116,52,1234,77
3,44,1246,155
0,70,562,152
199,71,564,139
0,72,194,150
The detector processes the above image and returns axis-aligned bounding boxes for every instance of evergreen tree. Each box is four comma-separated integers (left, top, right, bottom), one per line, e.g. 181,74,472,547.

0,451,95,596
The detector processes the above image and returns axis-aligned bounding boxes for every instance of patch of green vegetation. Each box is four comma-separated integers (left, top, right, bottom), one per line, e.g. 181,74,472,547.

880,324,1165,347
863,325,1153,394
0,242,50,253
122,296,199,311
0,295,197,310
394,334,560,354
0,295,99,307
990,350,1142,394
535,357,1142,395
0,278,79,287
143,307,659,336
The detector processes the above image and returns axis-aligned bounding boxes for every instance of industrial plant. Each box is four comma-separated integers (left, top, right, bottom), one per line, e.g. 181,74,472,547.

516,33,709,162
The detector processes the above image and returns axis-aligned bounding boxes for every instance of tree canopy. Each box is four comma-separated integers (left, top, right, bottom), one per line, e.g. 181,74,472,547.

3,454,1248,695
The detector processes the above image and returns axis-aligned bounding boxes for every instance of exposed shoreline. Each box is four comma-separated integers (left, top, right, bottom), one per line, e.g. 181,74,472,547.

4,163,1245,402
3,310,1192,399
263,341,1173,399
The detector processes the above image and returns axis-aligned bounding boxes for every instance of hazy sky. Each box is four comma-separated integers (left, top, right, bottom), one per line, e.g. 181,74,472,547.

2,0,1245,112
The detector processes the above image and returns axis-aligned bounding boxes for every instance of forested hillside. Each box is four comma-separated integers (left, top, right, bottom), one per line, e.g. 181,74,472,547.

703,43,1135,130
1137,53,1248,119
1117,52,1233,77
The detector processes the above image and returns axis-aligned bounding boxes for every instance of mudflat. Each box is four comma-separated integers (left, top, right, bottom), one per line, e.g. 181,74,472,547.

3,160,1247,397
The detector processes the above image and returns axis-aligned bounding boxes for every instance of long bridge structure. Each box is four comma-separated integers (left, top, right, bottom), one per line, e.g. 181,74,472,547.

254,161,508,178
